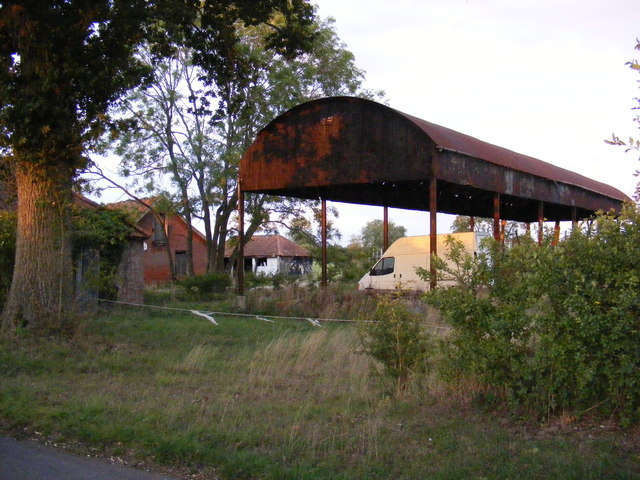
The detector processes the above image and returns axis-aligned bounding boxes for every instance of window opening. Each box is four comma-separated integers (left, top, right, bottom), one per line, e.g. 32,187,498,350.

370,257,395,276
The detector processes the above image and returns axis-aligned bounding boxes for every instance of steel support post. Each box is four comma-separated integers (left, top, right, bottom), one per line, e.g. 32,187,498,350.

538,201,544,246
321,199,327,288
383,206,389,252
493,193,501,241
553,220,561,246
237,185,245,297
429,176,437,291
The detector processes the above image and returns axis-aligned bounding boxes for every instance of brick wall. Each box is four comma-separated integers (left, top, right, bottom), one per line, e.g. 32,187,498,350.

140,213,208,285
116,238,145,304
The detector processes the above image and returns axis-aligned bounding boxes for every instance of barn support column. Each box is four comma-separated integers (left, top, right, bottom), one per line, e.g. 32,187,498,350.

552,220,561,246
538,201,544,246
469,216,475,232
493,193,501,242
321,199,327,288
237,184,246,308
571,206,578,231
383,206,389,252
429,176,437,291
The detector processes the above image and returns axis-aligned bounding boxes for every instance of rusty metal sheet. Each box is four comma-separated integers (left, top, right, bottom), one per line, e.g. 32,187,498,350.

240,97,630,222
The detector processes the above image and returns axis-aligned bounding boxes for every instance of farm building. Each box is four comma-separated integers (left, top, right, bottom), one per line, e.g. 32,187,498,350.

237,96,632,291
225,234,312,276
108,198,208,285
72,194,148,305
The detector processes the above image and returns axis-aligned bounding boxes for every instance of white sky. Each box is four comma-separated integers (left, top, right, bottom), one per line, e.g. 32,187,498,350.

313,0,640,241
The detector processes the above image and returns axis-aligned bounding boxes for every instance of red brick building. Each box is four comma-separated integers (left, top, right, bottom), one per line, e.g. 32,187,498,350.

109,199,209,285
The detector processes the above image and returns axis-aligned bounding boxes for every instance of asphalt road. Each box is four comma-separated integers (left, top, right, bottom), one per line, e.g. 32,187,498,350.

0,437,180,480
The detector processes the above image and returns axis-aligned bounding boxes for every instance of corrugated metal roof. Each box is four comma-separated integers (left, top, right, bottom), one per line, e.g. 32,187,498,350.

401,112,627,202
239,97,630,221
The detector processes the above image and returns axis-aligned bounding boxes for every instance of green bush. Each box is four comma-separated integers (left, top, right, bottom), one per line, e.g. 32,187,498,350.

359,296,432,396
422,205,640,422
179,271,232,298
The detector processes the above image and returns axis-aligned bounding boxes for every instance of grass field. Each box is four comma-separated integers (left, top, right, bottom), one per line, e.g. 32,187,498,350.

1,304,639,479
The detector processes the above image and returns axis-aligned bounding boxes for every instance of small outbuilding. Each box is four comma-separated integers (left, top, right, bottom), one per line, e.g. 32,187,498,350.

225,234,312,276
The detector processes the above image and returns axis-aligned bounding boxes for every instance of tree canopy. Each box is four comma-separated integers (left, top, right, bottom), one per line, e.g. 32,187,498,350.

0,0,317,333
96,13,382,275
607,39,640,203
358,219,406,259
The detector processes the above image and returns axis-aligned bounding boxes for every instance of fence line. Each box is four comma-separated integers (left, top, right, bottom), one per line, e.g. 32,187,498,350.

97,298,451,331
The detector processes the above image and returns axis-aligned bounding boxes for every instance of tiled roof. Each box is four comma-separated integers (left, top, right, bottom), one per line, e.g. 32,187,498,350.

225,235,311,258
106,197,157,221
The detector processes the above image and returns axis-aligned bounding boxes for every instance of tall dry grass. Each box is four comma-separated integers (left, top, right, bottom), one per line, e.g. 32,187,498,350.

244,285,379,320
243,328,374,401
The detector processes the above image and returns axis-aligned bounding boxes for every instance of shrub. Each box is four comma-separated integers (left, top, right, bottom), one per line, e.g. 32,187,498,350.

422,205,640,423
359,296,432,396
179,271,232,298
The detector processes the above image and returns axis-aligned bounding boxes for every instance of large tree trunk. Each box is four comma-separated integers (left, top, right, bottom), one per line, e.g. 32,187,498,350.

2,162,75,333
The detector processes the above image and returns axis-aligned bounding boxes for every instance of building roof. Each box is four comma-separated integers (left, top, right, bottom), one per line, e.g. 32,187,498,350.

107,197,207,242
106,197,157,221
225,235,312,258
240,96,630,222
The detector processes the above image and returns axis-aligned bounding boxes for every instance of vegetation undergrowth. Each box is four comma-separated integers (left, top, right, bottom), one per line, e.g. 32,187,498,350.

423,205,640,424
1,305,639,479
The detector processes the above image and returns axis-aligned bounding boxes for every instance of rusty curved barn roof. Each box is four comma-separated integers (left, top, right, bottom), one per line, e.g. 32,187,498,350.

401,113,625,201
240,96,630,222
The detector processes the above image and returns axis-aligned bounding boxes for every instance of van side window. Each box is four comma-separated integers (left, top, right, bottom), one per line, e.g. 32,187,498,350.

370,257,395,276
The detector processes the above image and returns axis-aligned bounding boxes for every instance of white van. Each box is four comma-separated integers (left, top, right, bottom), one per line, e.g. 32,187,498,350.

357,232,488,292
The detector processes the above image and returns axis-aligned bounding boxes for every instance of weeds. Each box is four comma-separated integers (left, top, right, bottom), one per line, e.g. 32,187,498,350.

1,308,639,479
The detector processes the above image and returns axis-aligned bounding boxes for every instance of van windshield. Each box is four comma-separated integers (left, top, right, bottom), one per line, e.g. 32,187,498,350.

370,257,394,276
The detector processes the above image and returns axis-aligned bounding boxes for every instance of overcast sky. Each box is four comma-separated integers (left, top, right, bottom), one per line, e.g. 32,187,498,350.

313,0,640,241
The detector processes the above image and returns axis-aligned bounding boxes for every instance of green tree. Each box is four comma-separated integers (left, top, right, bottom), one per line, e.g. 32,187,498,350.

207,15,382,271
0,1,151,332
607,39,640,203
450,216,493,234
0,1,316,333
358,219,406,261
101,13,381,274
451,215,529,244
